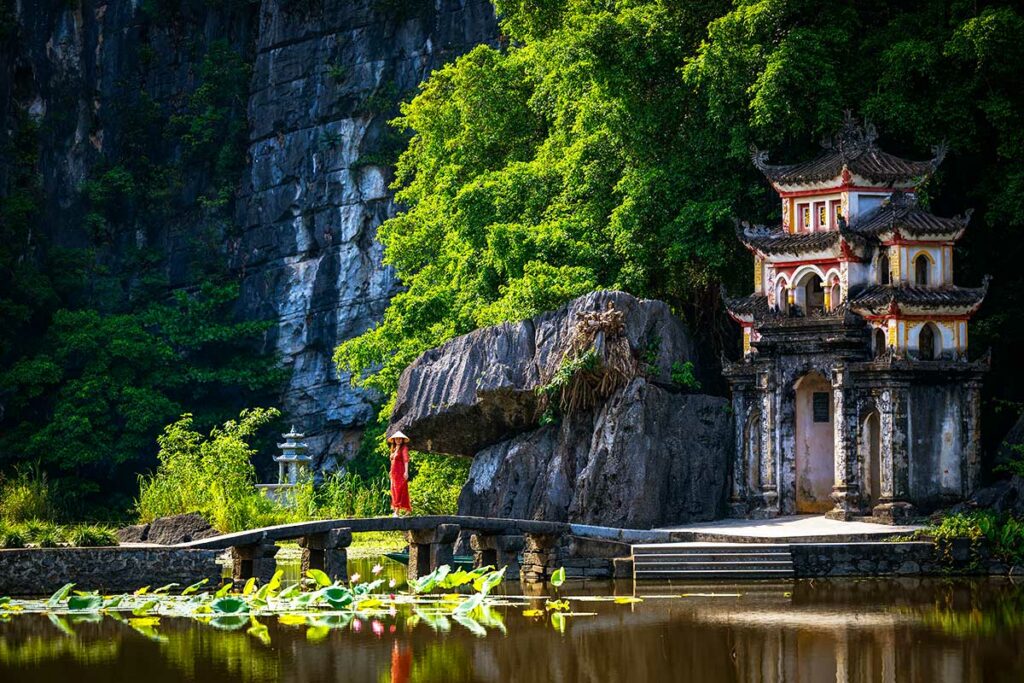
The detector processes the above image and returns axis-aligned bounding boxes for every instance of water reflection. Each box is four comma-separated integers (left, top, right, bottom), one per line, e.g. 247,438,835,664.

2,570,1023,683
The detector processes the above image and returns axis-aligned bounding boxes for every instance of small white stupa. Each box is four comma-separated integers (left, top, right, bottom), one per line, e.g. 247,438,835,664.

275,427,312,486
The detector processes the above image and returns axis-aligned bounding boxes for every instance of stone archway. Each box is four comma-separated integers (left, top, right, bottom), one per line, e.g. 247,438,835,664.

794,372,834,513
861,411,882,508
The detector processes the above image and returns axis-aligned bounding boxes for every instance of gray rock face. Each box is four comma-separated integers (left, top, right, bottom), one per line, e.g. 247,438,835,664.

235,0,499,468
950,475,1024,518
391,290,701,456
119,513,220,545
391,290,731,528
459,380,732,528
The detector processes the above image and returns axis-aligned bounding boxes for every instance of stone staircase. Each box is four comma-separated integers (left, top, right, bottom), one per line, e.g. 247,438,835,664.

631,542,795,581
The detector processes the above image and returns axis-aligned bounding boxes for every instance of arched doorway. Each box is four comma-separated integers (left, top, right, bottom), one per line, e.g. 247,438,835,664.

919,323,938,360
878,252,890,285
861,412,881,508
874,328,887,358
804,275,825,314
914,254,930,285
745,410,762,493
794,372,834,513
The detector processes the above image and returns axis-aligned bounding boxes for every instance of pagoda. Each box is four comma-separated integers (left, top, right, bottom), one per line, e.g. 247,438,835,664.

723,114,989,523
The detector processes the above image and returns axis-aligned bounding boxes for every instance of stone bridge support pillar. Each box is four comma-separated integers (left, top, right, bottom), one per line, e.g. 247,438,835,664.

471,533,524,576
521,533,560,584
231,538,279,586
300,528,351,584
406,524,460,581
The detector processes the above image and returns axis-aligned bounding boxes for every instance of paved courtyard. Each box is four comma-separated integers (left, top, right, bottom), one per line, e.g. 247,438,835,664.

657,515,923,540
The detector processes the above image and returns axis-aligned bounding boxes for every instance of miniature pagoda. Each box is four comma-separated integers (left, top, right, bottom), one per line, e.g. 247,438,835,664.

723,114,989,523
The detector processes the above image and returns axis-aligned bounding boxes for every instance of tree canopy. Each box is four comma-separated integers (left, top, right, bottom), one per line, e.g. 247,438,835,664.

336,0,1024,448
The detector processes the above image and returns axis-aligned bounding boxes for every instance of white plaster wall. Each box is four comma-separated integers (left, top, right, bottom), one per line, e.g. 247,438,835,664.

794,373,835,513
907,320,955,356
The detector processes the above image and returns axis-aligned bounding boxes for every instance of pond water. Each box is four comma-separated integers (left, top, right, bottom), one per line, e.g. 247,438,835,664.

2,556,1023,683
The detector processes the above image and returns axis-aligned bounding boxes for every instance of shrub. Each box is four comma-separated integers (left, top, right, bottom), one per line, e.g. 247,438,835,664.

136,408,281,532
67,524,118,547
313,471,391,518
0,523,26,549
408,453,469,516
32,524,63,548
928,511,1024,566
0,466,52,523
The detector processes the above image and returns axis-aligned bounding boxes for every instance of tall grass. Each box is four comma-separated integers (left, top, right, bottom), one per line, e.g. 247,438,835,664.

137,408,281,532
0,465,53,523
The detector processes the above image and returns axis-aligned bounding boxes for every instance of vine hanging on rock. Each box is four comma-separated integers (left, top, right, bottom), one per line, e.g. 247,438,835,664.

536,303,641,420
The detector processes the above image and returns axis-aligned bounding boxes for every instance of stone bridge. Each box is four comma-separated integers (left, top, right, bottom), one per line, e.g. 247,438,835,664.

172,516,673,585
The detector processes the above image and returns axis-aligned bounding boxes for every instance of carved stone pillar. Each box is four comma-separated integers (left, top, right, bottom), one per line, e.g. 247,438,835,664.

520,533,560,584
827,365,861,520
729,391,750,517
406,524,460,581
231,538,279,586
873,384,916,523
963,378,983,498
300,528,352,584
758,371,780,514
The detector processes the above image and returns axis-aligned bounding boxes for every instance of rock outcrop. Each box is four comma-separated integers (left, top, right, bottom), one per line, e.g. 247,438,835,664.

117,513,220,545
390,291,732,528
390,290,702,456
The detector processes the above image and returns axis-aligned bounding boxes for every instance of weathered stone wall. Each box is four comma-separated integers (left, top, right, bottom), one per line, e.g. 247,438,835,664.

0,548,222,596
790,542,941,577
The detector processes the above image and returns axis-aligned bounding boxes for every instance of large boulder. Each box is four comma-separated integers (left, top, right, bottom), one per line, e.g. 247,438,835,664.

390,290,699,456
389,290,732,529
459,379,732,528
118,513,220,546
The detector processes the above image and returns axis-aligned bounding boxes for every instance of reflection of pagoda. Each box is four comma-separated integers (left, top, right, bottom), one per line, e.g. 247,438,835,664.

724,114,989,523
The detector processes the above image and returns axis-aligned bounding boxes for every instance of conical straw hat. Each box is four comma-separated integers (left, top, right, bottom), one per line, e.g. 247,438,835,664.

387,430,409,443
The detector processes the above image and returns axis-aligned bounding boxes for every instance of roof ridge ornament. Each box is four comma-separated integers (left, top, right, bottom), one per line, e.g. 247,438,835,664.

882,190,918,217
821,111,878,161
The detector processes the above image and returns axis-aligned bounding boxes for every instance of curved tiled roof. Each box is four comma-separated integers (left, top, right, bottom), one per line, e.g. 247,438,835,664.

724,293,770,318
736,224,841,255
848,281,989,312
751,114,944,187
847,192,970,239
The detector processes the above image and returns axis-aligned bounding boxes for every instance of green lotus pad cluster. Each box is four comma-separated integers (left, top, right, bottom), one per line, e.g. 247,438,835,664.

0,563,626,641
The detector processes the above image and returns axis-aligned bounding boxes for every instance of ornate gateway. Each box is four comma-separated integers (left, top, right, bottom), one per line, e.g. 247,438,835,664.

724,114,988,523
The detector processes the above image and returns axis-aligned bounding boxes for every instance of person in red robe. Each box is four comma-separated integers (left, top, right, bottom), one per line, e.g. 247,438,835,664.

387,431,412,515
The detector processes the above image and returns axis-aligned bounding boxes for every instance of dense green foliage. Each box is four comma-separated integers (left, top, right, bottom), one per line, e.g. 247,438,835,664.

335,0,1024,456
137,409,282,532
928,511,1024,566
0,28,279,516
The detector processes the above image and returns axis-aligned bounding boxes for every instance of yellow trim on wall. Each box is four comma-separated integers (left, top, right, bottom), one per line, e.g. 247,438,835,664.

754,257,763,292
891,247,901,283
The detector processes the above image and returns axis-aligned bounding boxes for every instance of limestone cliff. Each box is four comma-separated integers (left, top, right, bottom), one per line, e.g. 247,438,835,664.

1,0,497,470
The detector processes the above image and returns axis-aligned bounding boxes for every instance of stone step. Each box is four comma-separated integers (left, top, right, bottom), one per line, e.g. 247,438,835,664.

633,552,792,562
634,560,793,570
632,542,794,581
632,543,790,555
634,570,796,580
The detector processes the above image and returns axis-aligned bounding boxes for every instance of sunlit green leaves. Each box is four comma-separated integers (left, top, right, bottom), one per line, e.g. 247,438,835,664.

67,595,103,611
210,597,249,615
550,567,566,587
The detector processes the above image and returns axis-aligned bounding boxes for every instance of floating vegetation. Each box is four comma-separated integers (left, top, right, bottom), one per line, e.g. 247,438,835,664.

0,564,649,644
